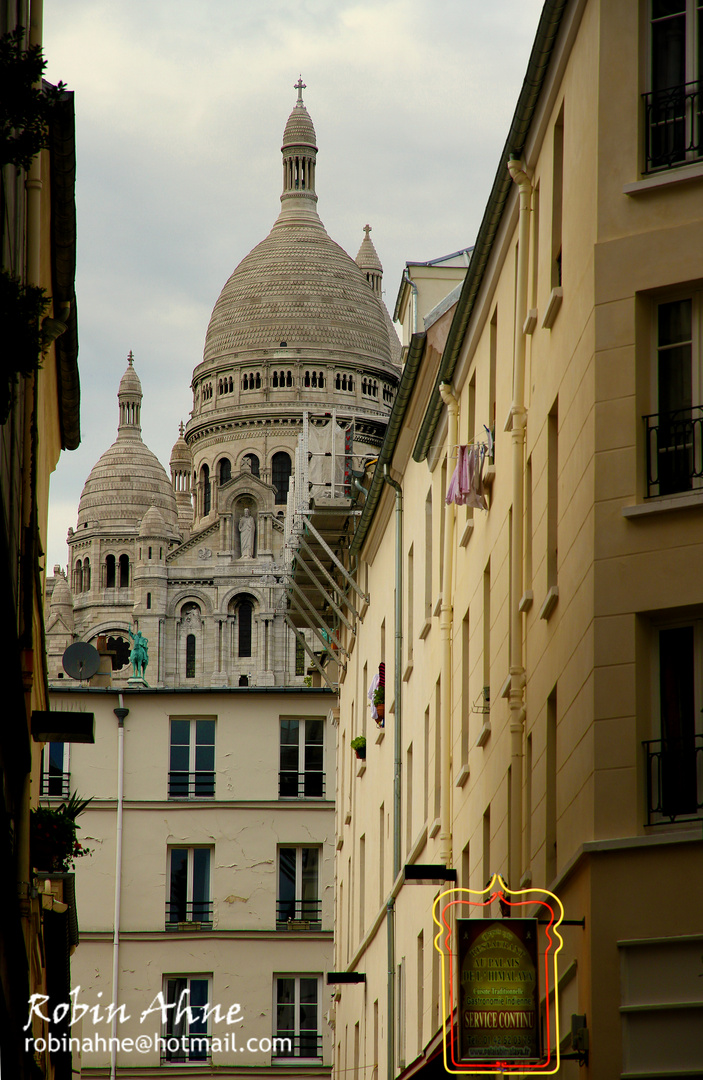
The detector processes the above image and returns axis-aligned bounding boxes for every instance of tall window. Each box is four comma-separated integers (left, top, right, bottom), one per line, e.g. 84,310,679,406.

277,847,321,927
169,719,215,798
645,0,703,171
162,977,210,1063
40,743,69,798
279,718,324,798
202,464,211,515
243,453,260,477
167,848,212,926
295,637,306,676
238,600,253,658
272,451,292,504
647,295,701,496
119,553,129,587
273,976,321,1060
186,634,196,678
105,554,116,588
218,457,231,484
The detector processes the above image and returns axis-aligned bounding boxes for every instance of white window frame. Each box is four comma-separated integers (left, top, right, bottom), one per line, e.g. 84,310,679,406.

272,974,321,1063
168,718,215,799
276,846,321,928
167,847,213,927
645,0,703,170
162,974,212,1064
278,717,324,798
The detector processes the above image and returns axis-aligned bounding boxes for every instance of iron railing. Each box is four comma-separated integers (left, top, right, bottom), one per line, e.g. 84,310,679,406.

161,1034,210,1063
165,901,213,927
644,406,703,497
271,1032,323,1059
643,735,703,825
168,771,215,798
643,81,703,172
40,772,70,799
278,771,325,798
276,899,322,929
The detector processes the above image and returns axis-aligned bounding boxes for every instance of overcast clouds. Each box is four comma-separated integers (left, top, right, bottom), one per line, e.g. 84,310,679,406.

43,0,545,572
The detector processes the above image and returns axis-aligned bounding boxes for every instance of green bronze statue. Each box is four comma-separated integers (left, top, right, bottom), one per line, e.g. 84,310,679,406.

128,628,149,681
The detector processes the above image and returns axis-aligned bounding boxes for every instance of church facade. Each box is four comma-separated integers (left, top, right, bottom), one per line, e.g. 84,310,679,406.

46,82,400,689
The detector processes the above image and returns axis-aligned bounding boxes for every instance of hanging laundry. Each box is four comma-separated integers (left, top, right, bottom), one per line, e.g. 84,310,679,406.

368,672,380,723
466,444,488,510
446,445,471,505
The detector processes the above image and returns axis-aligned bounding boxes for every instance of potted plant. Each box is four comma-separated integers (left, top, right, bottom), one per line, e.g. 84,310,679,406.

373,684,385,721
351,736,366,760
30,792,93,873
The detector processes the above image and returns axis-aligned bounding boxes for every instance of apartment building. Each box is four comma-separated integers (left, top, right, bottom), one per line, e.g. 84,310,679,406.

329,1,703,1078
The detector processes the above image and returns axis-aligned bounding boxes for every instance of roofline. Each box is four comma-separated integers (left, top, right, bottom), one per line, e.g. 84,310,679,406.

403,247,474,268
350,332,428,557
48,685,336,696
412,0,569,463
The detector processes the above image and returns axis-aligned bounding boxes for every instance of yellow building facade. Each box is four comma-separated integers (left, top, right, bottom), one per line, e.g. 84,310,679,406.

332,1,703,1078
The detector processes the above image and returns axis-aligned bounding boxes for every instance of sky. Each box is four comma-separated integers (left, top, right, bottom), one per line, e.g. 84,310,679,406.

44,0,546,573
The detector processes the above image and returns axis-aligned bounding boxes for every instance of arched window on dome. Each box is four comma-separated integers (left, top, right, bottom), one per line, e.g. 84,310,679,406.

229,376,233,392
73,559,82,594
255,372,261,389
304,371,311,388
286,370,293,387
311,371,317,388
272,452,292,505
238,600,253,658
186,634,196,678
243,453,260,477
336,374,341,390
105,554,116,589
202,464,211,516
272,371,279,388
83,558,91,592
219,458,231,485
318,371,325,388
119,554,129,588
242,374,248,390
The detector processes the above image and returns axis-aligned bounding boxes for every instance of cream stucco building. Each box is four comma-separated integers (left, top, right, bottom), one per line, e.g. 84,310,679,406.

326,1,703,1079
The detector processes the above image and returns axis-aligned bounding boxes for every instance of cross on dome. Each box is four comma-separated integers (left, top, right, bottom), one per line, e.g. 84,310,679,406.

127,350,134,365
294,76,306,104
363,224,372,239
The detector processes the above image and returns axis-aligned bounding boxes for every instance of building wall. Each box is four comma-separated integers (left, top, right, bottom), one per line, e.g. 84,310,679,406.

333,1,703,1078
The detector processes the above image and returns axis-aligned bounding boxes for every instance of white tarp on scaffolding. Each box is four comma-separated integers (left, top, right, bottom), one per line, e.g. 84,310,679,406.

307,416,353,500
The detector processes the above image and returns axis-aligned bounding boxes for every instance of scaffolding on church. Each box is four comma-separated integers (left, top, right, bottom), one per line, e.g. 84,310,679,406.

283,411,369,689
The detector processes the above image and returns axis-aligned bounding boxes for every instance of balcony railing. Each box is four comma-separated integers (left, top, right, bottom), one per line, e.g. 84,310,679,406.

278,771,325,798
271,1032,323,1060
643,80,703,172
161,1034,210,1063
40,772,70,799
168,771,215,799
165,901,213,928
643,735,703,825
644,406,703,497
276,899,322,930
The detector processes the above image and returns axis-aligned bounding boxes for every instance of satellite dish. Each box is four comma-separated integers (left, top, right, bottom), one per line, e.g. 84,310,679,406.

62,641,100,682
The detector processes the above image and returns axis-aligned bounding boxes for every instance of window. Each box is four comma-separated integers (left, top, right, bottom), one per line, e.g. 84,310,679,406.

186,634,196,678
272,451,292,504
119,553,129,588
243,452,260,477
273,976,321,1060
277,847,321,928
279,718,324,798
167,848,212,927
238,600,253,658
105,554,116,589
40,743,69,798
645,294,703,496
162,976,210,1063
218,457,231,484
169,719,215,798
644,0,703,172
645,622,703,823
201,464,211,515
295,637,305,676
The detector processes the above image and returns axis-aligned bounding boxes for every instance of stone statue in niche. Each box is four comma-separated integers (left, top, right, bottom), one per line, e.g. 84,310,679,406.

181,603,202,629
239,507,256,558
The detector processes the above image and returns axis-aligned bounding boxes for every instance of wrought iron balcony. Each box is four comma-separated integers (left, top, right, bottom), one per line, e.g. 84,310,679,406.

643,81,703,172
278,770,325,798
168,771,215,799
40,771,70,799
271,1032,323,1060
644,406,703,497
275,899,322,930
643,735,703,826
165,900,213,928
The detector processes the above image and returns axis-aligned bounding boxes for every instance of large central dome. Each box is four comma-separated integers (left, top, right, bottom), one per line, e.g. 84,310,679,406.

202,82,393,368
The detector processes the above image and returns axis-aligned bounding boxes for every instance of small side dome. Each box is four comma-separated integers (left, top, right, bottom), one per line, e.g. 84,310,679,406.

355,224,383,273
119,350,142,396
282,77,317,150
139,504,167,538
50,572,73,612
170,421,191,467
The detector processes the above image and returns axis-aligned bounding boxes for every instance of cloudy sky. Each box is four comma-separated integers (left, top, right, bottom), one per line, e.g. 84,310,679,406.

44,0,545,572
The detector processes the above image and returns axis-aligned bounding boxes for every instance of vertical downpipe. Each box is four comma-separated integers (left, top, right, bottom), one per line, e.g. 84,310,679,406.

438,384,458,871
382,464,402,1080
111,697,128,1080
507,156,532,889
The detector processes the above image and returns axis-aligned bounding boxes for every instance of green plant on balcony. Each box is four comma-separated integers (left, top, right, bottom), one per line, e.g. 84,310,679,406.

350,736,366,760
30,792,92,872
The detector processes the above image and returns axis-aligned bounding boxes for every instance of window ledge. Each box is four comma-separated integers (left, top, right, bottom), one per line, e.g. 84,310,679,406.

519,590,534,612
500,673,511,699
374,727,385,744
622,490,703,518
459,518,474,547
523,308,538,335
433,595,443,618
476,721,491,748
455,763,470,789
403,662,413,683
429,816,441,838
336,835,343,851
356,761,366,778
623,159,703,195
344,810,352,825
483,464,496,488
419,618,432,640
539,585,559,620
541,288,563,330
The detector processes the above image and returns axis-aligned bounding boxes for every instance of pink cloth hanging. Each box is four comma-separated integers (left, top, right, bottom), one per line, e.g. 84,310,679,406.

446,445,471,505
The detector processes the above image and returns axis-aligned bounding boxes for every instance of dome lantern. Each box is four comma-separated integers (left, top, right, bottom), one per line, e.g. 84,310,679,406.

118,351,143,437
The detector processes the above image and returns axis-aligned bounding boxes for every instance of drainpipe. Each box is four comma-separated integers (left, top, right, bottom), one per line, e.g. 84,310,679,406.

403,269,418,335
507,156,532,888
438,384,458,870
111,696,128,1080
386,898,395,1080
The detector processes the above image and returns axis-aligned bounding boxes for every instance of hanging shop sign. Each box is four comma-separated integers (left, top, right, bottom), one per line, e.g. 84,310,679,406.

432,875,564,1076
